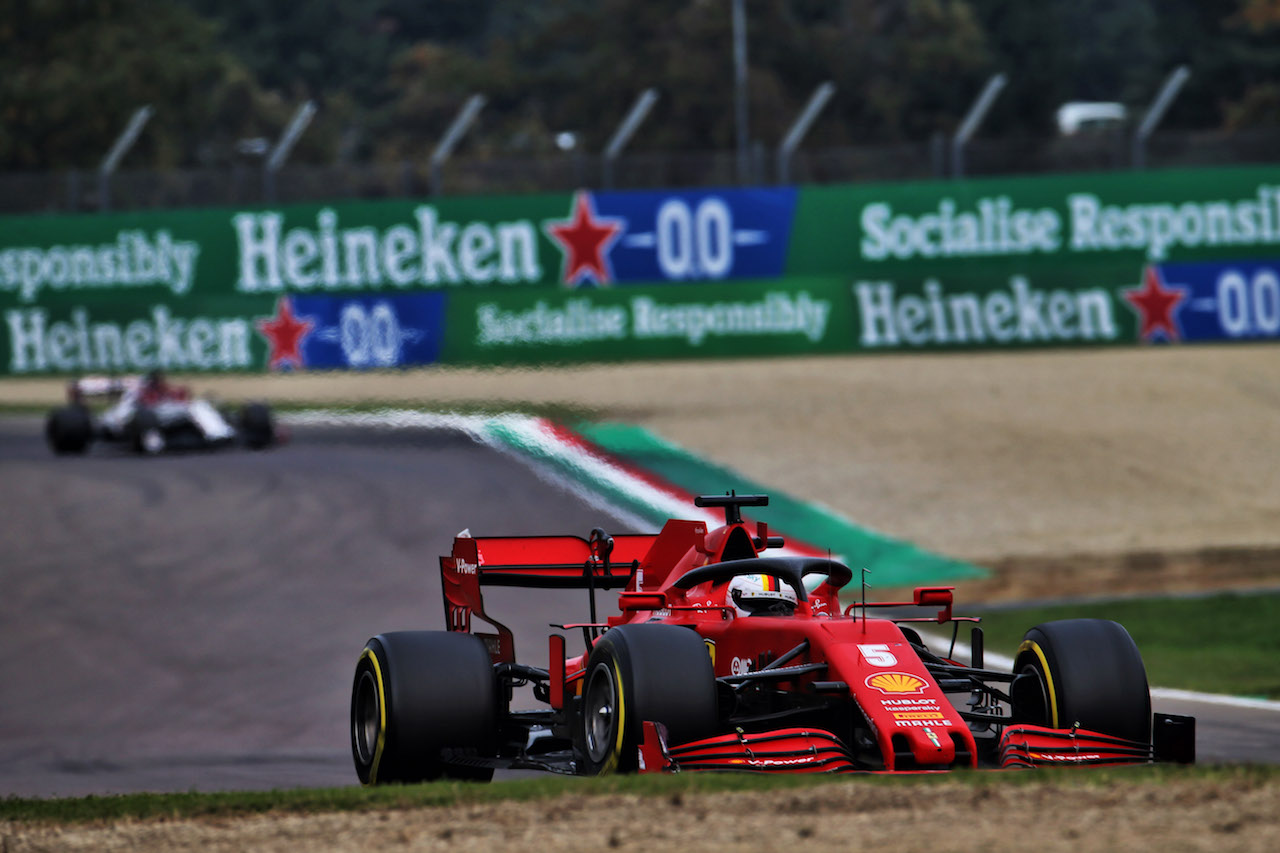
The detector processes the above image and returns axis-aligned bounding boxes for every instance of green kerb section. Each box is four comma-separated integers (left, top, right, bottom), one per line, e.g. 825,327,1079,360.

574,421,988,588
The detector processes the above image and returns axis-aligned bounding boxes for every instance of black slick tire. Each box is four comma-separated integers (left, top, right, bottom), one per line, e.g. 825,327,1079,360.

45,404,93,454
1010,618,1151,744
239,402,275,450
351,631,498,785
129,408,165,454
579,624,717,775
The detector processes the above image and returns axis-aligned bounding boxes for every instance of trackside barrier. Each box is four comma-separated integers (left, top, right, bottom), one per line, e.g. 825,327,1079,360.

3,164,1280,374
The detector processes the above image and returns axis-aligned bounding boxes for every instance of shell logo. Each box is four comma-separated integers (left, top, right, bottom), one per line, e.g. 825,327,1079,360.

865,672,927,695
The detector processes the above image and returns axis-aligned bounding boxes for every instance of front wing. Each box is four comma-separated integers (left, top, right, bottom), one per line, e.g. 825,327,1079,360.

635,719,1192,774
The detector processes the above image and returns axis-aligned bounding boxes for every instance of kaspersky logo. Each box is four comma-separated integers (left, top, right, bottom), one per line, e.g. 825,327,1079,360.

865,672,927,695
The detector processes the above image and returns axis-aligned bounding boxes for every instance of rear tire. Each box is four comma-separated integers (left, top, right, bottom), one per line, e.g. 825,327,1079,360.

351,631,498,785
45,405,93,454
578,625,717,775
1010,618,1151,744
239,402,275,450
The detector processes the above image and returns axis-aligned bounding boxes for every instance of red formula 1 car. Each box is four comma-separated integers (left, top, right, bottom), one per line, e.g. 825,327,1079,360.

351,494,1195,782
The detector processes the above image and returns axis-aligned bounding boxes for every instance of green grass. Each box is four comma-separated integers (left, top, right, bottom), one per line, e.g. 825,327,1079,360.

969,591,1280,699
3,764,1278,824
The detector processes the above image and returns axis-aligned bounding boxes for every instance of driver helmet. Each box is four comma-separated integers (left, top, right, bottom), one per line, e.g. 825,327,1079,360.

728,573,797,617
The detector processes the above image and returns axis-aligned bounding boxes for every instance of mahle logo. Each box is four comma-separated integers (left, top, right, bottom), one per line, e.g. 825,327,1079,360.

853,277,1118,349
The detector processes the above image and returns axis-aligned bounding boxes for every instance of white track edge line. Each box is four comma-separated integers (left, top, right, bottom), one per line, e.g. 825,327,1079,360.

923,633,1280,713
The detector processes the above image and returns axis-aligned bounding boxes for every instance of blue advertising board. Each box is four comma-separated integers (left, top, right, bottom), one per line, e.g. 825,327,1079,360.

257,292,447,369
1134,260,1280,342
545,188,797,287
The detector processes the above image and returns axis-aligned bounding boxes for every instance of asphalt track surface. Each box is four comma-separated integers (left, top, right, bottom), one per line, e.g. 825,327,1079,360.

1,417,1277,797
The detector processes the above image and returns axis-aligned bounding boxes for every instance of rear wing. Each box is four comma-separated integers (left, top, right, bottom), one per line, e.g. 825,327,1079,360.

439,494,786,663
67,375,139,401
441,530,657,663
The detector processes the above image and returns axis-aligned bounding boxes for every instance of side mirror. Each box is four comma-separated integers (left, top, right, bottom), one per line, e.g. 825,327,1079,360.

617,592,668,612
913,586,954,623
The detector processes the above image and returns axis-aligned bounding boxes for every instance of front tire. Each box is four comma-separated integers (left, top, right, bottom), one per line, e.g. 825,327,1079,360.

1010,618,1151,744
129,408,165,454
579,625,717,775
351,631,498,785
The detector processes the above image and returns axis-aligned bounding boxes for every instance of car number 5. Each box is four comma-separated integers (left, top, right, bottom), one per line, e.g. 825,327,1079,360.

858,644,897,667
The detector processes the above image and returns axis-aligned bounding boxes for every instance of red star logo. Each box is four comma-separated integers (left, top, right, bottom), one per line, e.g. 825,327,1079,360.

543,192,623,287
1125,265,1187,342
255,296,314,370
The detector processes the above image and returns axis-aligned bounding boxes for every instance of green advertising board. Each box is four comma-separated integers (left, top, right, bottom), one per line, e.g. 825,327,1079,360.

791,165,1280,277
0,193,573,374
443,277,850,366
2,163,1279,375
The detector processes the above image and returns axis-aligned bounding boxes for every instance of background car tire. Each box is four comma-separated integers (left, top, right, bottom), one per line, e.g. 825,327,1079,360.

45,404,93,455
351,631,498,785
1010,618,1151,744
128,408,165,454
239,402,275,450
579,624,717,775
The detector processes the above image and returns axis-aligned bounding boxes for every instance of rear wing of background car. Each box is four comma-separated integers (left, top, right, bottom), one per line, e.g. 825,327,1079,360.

441,529,657,663
67,375,139,402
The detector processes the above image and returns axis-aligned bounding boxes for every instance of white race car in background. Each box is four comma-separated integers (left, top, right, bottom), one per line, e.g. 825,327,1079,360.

45,373,277,455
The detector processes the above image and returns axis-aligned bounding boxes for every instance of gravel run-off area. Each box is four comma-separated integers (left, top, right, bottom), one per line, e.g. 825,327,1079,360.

7,777,1280,852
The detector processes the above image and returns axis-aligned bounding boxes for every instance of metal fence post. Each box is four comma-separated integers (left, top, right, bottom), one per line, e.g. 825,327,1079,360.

951,74,1007,178
1132,65,1191,170
603,89,659,189
732,0,749,184
264,100,317,203
97,106,153,211
430,95,486,196
777,82,835,184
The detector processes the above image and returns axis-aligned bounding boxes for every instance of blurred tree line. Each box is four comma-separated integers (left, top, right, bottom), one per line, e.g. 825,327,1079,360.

3,0,1279,171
